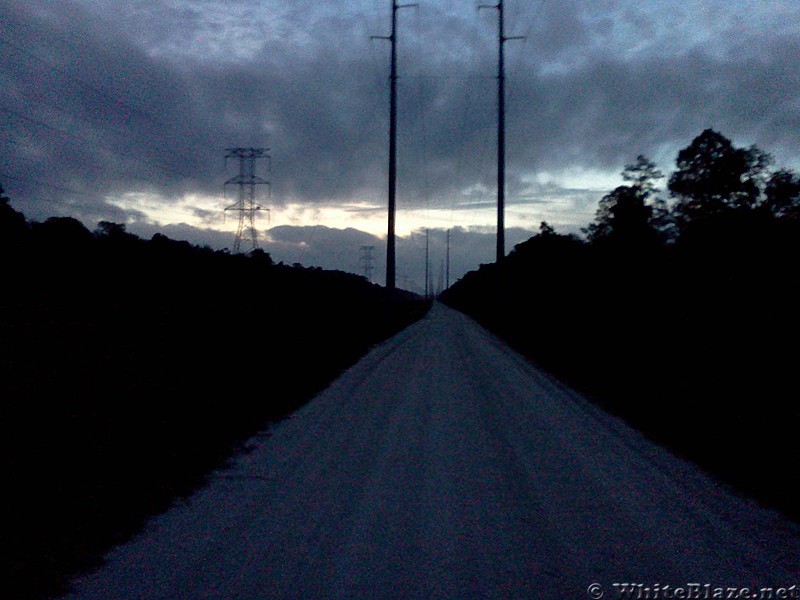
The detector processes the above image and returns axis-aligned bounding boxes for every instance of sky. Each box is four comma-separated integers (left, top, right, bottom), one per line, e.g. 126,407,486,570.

1,0,799,292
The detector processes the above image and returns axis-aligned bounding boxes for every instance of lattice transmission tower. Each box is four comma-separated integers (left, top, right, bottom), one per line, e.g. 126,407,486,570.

359,245,376,282
224,147,270,253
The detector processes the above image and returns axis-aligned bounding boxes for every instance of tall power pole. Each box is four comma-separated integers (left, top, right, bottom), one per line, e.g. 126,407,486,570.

373,0,417,291
224,148,270,253
359,245,376,282
480,2,524,262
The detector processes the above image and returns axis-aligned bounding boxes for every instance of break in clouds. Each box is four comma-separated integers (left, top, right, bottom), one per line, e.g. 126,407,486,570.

1,0,799,283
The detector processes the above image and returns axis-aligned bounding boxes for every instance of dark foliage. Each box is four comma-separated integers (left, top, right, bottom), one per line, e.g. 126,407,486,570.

668,128,771,223
443,130,799,525
764,169,800,219
585,155,667,247
1,201,429,599
0,186,27,248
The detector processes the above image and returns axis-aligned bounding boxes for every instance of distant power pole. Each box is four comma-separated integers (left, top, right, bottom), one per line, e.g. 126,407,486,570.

373,0,417,291
224,148,270,253
424,228,430,299
480,1,525,262
438,259,445,297
359,245,376,282
445,228,451,290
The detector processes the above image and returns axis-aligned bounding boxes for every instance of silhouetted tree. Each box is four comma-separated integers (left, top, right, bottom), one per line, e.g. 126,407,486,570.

509,221,584,263
585,155,664,247
249,248,274,266
95,221,134,240
763,168,800,220
622,154,663,195
585,186,649,242
538,221,556,237
668,129,771,225
0,185,28,246
34,216,93,246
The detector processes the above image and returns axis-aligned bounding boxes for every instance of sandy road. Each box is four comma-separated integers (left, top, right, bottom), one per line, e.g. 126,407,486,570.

67,303,799,598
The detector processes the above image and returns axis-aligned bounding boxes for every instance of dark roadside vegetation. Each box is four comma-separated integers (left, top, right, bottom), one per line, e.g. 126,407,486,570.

442,129,799,523
0,197,430,599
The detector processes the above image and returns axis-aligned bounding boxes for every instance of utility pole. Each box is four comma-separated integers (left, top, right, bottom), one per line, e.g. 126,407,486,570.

438,259,445,297
359,245,375,282
424,228,430,299
480,1,524,262
224,148,270,253
445,228,451,290
373,0,417,291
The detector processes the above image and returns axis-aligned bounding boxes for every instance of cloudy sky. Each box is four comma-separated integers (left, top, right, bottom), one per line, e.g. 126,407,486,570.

1,0,799,291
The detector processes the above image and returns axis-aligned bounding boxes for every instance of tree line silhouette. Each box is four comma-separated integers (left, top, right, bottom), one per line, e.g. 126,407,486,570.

0,196,429,599
442,129,799,522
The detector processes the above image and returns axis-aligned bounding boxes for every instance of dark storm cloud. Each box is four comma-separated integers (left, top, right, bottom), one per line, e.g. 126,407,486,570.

508,35,800,173
1,0,799,259
0,0,213,220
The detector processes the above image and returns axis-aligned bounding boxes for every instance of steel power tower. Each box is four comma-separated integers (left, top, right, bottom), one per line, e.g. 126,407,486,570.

224,147,270,253
480,1,524,262
359,245,376,282
373,0,417,291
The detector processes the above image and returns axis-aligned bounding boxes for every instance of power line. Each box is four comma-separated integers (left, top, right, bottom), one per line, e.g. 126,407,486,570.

0,35,206,180
0,37,170,131
0,63,196,179
0,105,191,181
0,169,83,198
0,168,220,227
